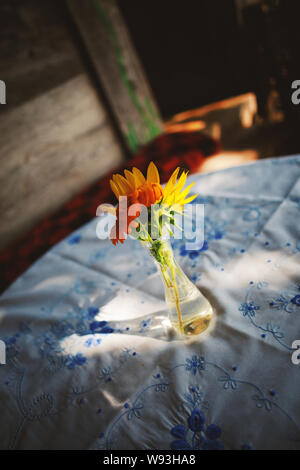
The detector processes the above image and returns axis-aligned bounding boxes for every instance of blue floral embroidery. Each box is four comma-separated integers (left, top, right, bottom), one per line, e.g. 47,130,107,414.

68,234,82,245
85,336,101,348
265,323,284,339
98,354,300,451
269,295,291,312
291,295,300,306
191,273,201,282
90,321,114,334
66,349,134,403
4,335,19,360
185,355,206,375
239,301,260,317
240,282,300,350
291,295,300,307
3,344,136,449
242,207,262,222
139,318,152,333
73,279,96,295
51,320,74,339
171,409,224,450
65,353,87,370
182,386,209,411
218,373,237,390
252,394,273,412
180,241,209,259
174,212,227,261
188,409,205,432
99,367,113,382
3,156,300,450
127,402,144,420
87,307,100,318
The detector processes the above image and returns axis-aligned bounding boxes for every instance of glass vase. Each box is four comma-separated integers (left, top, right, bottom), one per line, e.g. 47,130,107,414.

145,238,214,337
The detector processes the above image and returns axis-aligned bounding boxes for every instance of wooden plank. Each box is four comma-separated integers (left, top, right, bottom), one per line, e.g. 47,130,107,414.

0,0,85,112
0,74,124,250
67,0,162,153
0,0,126,250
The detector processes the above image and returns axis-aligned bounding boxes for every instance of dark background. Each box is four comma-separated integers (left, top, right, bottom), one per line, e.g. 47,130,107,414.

118,0,300,121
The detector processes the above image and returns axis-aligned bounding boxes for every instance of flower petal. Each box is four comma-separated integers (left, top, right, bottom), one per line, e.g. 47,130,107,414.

153,183,163,202
182,194,198,205
174,171,188,194
132,167,146,187
177,182,195,201
124,169,136,189
147,161,160,184
110,180,120,199
114,174,132,194
163,167,180,199
112,175,124,196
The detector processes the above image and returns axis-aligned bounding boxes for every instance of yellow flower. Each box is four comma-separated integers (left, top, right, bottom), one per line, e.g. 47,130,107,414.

162,167,197,207
110,161,197,208
107,162,198,245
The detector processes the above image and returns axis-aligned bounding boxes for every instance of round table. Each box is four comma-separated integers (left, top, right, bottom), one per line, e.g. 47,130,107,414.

1,155,300,450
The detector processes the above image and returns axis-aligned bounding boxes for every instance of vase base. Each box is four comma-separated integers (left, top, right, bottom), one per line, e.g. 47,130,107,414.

176,305,214,337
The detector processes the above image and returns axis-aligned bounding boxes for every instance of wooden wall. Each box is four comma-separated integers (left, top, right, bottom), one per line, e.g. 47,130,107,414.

0,0,125,250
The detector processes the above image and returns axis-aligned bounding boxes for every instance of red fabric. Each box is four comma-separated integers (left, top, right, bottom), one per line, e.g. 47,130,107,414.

0,131,220,293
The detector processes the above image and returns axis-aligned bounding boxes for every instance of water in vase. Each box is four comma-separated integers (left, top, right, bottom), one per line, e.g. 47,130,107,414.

147,239,215,337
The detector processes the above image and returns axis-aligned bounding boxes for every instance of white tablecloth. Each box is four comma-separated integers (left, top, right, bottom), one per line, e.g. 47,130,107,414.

1,155,300,450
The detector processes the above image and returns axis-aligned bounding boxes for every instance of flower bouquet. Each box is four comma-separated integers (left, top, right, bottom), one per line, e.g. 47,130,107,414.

103,162,214,337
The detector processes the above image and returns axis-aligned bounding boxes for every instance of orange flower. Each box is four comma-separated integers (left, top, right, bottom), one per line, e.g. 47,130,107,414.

130,182,163,207
110,202,141,246
107,161,198,245
109,162,163,245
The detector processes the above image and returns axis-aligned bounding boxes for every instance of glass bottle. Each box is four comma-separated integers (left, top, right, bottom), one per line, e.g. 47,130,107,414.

146,238,214,337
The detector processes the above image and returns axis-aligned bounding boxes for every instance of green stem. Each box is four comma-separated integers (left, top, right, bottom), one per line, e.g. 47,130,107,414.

169,260,184,335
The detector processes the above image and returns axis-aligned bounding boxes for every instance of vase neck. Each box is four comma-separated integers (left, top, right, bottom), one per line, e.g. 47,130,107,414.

145,239,190,287
145,238,176,266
